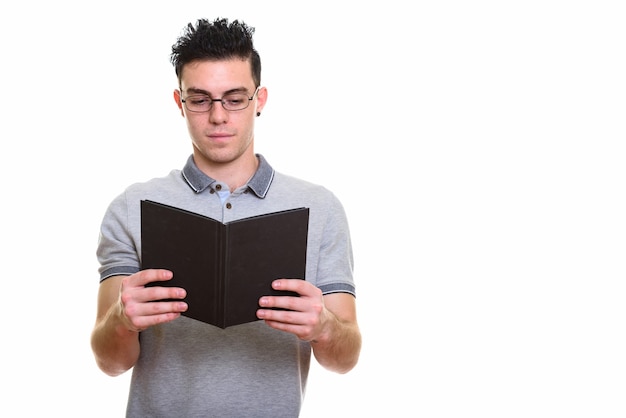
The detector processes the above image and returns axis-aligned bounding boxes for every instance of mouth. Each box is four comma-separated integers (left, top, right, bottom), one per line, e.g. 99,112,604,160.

208,132,233,141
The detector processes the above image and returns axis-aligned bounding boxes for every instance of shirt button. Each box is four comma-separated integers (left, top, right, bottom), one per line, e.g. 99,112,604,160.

210,189,215,194
226,202,232,209
215,184,222,191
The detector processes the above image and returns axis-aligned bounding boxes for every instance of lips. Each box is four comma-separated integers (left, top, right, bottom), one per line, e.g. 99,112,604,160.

208,132,233,141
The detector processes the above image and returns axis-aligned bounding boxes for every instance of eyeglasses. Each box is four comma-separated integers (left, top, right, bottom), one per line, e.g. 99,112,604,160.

181,87,259,112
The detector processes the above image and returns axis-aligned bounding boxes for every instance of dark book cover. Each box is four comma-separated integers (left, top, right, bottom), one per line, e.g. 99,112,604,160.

140,200,309,329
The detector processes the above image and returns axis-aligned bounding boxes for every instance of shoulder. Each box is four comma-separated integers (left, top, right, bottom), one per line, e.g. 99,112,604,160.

123,169,184,194
116,169,185,202
104,169,185,216
268,172,349,230
271,171,340,204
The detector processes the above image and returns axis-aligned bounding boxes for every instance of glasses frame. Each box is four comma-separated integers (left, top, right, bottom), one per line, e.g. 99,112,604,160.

181,87,260,113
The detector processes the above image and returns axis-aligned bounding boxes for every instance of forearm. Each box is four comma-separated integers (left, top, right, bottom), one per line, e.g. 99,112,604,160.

311,313,362,374
91,302,141,377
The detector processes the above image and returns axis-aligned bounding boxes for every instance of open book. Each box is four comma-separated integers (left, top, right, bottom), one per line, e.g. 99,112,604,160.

140,200,309,329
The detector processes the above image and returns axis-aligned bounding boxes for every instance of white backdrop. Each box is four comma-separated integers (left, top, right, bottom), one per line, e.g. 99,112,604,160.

1,1,625,417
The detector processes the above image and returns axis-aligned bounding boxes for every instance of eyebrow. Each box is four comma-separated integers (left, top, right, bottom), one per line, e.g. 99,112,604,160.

184,87,250,97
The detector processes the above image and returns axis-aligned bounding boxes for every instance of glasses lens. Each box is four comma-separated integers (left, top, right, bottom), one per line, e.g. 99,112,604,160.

183,92,252,112
222,93,250,111
185,95,211,112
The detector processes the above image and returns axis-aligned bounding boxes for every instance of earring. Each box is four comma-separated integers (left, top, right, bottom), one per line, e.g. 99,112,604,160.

256,112,261,117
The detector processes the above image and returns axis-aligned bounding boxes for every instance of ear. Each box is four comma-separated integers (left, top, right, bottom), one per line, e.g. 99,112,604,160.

255,86,268,115
173,89,185,117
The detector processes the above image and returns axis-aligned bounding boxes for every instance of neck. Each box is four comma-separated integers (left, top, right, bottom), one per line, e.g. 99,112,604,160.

194,152,259,192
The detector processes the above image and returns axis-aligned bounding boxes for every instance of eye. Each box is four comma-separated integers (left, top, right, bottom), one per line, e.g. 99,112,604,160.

188,96,210,105
223,95,245,106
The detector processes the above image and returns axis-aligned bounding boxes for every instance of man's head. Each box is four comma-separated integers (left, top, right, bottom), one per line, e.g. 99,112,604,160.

170,18,261,89
170,17,267,172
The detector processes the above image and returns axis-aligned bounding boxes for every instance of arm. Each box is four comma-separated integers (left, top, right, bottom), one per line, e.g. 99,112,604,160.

309,292,361,374
91,275,140,376
90,270,188,376
257,279,362,374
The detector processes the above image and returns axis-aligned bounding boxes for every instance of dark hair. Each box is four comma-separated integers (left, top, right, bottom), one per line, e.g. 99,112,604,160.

170,18,261,88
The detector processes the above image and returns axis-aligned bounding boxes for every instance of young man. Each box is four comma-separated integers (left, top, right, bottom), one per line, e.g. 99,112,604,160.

91,18,361,417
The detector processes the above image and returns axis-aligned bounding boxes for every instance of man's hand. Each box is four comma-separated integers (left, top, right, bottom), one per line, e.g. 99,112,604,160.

256,279,361,373
91,269,188,376
117,269,188,332
256,279,331,342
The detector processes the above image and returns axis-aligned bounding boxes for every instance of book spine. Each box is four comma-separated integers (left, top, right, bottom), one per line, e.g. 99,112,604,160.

216,223,227,328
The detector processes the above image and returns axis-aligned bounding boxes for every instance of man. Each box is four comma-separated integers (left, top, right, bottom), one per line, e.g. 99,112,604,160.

91,17,361,417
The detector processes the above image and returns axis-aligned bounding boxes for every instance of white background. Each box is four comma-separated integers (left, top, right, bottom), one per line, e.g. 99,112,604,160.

1,1,625,417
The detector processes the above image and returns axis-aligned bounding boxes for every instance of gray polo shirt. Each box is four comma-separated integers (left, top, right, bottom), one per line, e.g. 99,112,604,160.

96,154,355,417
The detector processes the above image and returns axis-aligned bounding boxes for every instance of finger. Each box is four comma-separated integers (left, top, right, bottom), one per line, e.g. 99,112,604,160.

137,300,188,316
132,269,174,287
271,278,315,295
258,294,302,311
256,306,306,325
121,275,186,304
126,311,186,332
123,300,188,331
143,285,187,303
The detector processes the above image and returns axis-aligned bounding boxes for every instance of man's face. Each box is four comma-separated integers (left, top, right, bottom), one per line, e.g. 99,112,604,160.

174,59,266,168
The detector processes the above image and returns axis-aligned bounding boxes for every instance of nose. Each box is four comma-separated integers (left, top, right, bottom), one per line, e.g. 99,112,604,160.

208,101,229,124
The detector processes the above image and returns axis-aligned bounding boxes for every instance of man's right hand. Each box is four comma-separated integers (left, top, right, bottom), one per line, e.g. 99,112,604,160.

117,269,188,332
91,269,188,376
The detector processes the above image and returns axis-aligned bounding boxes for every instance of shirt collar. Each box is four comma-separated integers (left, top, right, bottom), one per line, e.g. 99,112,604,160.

181,154,274,198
